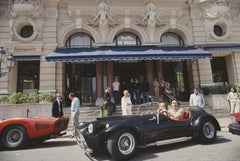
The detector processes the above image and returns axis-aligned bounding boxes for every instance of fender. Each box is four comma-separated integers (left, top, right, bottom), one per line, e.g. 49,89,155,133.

191,114,221,138
103,122,144,143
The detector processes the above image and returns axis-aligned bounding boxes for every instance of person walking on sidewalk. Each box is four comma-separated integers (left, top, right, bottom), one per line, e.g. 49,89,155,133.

69,92,80,138
228,87,240,114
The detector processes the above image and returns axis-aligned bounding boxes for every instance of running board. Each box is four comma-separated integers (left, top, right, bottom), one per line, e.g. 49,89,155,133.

141,137,192,148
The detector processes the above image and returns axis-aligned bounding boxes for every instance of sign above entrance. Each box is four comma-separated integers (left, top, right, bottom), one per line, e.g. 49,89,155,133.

45,46,212,62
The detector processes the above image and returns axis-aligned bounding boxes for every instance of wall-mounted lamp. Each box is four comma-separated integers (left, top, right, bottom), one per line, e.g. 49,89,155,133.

0,47,15,78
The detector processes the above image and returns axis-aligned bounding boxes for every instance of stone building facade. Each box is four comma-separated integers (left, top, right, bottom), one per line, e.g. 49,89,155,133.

0,0,240,106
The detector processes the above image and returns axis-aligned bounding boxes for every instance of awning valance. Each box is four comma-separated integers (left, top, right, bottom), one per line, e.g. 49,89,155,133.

13,55,40,60
204,45,240,52
45,46,211,62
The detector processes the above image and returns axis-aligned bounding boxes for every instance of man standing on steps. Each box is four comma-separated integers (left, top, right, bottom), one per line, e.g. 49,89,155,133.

69,92,80,138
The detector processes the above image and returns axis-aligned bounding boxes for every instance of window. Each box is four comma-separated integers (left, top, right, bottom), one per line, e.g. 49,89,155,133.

17,61,40,93
213,24,226,37
114,32,141,46
211,57,228,83
20,25,34,38
65,33,94,48
161,32,184,47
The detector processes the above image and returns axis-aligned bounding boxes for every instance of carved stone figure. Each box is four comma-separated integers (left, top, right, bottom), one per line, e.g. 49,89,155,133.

142,1,158,29
92,0,114,30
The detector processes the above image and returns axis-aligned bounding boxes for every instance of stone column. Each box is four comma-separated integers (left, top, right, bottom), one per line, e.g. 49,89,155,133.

156,60,162,81
198,59,213,85
145,60,154,95
107,61,113,88
96,61,103,106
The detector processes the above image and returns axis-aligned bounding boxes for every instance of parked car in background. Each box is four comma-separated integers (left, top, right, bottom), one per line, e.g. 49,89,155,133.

75,102,221,161
228,112,240,136
0,115,69,149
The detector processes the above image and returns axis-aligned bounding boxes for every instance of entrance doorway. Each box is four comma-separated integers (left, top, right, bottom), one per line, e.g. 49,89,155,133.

161,60,190,101
65,63,96,106
113,61,146,96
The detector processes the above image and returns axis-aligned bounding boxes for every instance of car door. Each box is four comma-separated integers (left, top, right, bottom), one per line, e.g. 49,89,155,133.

139,114,192,144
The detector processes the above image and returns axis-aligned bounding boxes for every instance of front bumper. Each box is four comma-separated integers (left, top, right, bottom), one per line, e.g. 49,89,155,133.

75,129,93,153
75,128,101,153
228,123,240,136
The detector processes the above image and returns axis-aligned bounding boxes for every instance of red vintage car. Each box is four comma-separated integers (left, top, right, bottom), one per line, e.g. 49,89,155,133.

0,116,69,149
229,112,240,135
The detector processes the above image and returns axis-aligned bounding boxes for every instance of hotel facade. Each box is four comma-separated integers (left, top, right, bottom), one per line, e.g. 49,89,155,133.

0,0,240,106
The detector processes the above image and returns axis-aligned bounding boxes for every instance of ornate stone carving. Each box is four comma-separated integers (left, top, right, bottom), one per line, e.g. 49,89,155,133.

8,0,45,18
88,0,118,30
201,0,232,19
8,0,45,42
136,1,167,30
87,0,119,42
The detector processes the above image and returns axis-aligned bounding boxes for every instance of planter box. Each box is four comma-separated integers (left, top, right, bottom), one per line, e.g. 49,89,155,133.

0,103,52,120
205,94,230,110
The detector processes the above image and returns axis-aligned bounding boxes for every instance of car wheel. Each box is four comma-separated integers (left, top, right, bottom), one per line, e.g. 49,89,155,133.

2,125,28,149
107,129,137,161
198,119,216,144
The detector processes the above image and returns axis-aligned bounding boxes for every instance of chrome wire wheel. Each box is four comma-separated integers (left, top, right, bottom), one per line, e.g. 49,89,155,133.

117,133,135,155
6,128,24,147
203,122,215,139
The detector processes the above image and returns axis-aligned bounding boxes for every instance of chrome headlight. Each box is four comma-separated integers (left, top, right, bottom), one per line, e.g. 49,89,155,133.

88,123,94,134
230,116,237,124
105,123,110,129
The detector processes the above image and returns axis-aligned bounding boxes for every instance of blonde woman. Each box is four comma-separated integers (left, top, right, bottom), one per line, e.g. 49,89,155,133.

121,90,132,115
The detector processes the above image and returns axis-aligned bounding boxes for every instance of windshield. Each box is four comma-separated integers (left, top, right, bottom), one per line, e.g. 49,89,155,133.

136,102,159,115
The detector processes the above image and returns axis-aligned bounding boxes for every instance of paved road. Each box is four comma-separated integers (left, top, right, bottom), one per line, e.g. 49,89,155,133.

0,117,240,161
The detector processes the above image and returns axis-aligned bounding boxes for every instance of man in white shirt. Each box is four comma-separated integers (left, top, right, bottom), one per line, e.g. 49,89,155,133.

189,88,205,108
69,93,80,137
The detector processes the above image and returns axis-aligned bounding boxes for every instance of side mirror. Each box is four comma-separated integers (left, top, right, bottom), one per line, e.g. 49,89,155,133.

149,116,156,122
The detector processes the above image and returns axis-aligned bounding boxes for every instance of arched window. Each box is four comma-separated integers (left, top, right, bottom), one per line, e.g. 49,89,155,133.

114,32,141,46
160,32,184,47
65,33,94,48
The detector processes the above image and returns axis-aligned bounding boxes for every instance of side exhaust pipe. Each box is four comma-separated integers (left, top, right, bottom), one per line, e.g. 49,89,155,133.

141,137,192,148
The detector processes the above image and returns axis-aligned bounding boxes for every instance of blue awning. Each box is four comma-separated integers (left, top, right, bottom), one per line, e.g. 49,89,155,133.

13,55,40,60
45,46,211,62
204,45,240,52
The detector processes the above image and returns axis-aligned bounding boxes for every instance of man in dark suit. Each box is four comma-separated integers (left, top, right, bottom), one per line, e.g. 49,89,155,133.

52,93,64,118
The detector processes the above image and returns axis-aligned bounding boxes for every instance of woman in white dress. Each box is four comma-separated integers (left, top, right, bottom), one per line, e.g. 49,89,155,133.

121,90,132,115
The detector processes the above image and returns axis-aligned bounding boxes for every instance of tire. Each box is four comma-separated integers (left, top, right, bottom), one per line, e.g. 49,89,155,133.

198,119,217,144
107,129,137,161
1,125,28,149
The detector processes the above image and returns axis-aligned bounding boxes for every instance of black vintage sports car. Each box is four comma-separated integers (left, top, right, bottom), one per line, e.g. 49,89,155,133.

75,102,221,161
228,112,240,135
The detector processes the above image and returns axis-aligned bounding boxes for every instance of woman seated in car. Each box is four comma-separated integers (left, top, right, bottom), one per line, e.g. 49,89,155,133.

168,99,184,120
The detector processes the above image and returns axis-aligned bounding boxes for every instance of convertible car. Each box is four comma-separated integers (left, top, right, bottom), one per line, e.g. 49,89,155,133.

75,102,221,161
0,115,69,149
228,112,240,135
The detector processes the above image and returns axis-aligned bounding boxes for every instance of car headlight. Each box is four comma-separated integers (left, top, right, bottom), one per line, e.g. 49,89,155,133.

230,116,237,124
88,123,94,134
105,123,110,129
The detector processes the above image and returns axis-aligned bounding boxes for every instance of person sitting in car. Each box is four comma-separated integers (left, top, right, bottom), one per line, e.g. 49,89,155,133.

158,102,168,116
168,99,184,120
